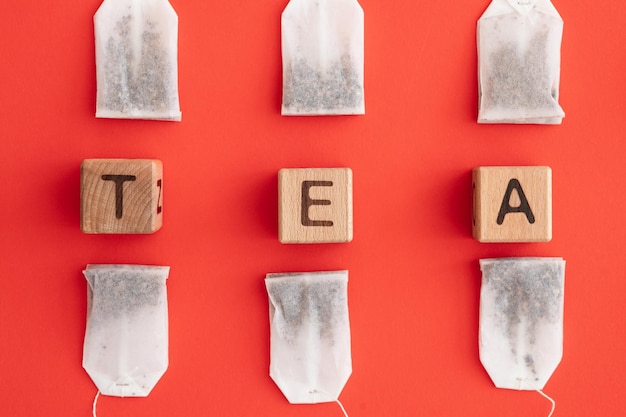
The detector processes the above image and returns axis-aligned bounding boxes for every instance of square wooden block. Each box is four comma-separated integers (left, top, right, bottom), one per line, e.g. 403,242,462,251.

81,159,163,234
278,168,353,243
473,166,551,242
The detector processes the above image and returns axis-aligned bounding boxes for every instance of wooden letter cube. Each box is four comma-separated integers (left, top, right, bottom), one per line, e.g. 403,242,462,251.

81,159,163,234
278,168,353,243
473,166,551,242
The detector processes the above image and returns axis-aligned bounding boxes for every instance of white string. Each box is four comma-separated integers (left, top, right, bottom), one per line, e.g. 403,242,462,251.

92,390,101,417
335,398,350,417
310,389,350,417
537,390,555,417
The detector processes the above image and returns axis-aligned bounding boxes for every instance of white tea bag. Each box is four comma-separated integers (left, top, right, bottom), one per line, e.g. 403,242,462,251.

477,0,565,124
265,270,351,404
479,258,565,390
83,264,170,397
95,0,181,121
281,0,364,115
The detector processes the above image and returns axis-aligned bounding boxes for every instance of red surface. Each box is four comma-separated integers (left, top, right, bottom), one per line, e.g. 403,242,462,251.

1,1,625,416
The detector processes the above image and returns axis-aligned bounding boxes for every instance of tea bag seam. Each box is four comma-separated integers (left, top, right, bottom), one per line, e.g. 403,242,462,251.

309,389,350,417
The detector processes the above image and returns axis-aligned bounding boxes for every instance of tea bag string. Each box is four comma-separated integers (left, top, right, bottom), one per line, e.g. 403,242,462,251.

335,398,350,417
537,390,555,417
92,390,101,417
310,389,350,417
509,0,536,24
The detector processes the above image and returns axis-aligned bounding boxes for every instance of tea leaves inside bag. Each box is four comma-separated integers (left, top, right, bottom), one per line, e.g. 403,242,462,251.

95,0,181,121
88,265,165,325
281,0,365,115
269,275,348,344
477,0,565,123
483,30,557,116
266,271,352,404
83,264,170,397
283,55,363,114
479,258,565,390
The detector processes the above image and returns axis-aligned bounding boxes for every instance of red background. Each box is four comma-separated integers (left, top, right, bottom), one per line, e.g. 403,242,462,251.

1,1,625,416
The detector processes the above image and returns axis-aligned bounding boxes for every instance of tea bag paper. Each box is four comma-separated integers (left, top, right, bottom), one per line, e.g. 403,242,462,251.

282,0,364,115
83,264,169,397
479,258,565,390
265,271,351,404
477,0,565,124
95,0,181,121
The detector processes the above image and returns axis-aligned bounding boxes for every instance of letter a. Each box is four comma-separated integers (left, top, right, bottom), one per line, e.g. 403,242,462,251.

496,179,535,225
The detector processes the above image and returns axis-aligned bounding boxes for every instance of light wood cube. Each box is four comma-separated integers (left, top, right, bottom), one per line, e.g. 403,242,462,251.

278,168,353,243
473,166,551,242
81,159,163,234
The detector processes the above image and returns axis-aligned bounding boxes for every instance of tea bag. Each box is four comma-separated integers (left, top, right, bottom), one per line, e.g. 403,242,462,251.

265,270,351,404
479,258,565,390
94,0,181,121
281,0,364,115
83,264,170,397
477,0,565,124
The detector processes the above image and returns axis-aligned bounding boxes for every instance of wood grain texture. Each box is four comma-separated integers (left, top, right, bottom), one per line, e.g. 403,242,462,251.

472,166,551,242
278,168,353,243
81,159,163,234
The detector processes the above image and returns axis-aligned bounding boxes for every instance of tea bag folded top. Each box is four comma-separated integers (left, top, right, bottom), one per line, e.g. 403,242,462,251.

479,258,565,390
266,270,351,404
477,0,565,124
83,264,170,397
95,0,181,121
282,0,364,115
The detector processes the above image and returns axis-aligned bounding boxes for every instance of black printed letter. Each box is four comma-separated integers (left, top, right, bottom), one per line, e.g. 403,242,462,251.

301,181,334,227
496,178,535,225
101,175,137,219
